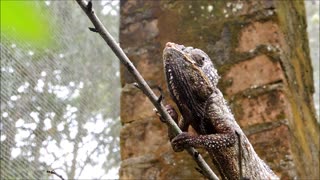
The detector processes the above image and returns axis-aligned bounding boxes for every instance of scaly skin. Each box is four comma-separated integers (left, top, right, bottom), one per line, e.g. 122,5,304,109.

162,42,278,180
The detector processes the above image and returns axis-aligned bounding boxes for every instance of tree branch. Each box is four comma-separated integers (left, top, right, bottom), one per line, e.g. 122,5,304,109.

74,0,219,179
47,170,65,180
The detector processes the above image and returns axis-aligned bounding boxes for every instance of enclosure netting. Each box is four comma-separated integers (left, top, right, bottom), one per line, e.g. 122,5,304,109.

1,1,319,180
1,1,120,179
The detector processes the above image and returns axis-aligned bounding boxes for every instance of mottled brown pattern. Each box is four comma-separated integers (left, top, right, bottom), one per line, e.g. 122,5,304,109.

163,42,278,180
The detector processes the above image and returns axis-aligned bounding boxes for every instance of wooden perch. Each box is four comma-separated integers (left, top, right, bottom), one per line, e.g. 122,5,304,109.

75,0,219,179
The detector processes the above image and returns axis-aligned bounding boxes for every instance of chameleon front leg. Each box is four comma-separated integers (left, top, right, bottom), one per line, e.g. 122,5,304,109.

171,126,236,152
156,105,190,140
171,93,237,152
165,105,190,140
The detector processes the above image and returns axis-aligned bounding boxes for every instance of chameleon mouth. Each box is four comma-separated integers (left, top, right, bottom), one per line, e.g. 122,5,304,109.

164,57,180,102
165,42,185,49
164,42,196,65
165,42,175,48
163,42,200,103
163,43,187,103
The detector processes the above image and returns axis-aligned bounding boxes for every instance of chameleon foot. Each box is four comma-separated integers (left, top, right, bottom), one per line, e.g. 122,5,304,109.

171,132,192,152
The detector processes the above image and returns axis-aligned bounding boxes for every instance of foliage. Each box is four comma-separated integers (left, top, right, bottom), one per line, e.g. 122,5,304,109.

1,1,55,48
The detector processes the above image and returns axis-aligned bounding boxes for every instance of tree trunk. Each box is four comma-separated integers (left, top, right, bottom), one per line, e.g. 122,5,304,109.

119,0,319,179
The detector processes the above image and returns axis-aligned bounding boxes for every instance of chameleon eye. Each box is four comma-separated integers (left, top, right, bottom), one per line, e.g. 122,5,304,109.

195,56,205,66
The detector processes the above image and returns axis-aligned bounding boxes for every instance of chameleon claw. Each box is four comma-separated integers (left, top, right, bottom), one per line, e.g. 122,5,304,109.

154,104,178,123
165,105,178,123
153,108,164,121
171,132,192,152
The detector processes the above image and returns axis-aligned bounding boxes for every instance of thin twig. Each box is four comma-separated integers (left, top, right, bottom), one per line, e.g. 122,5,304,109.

47,170,65,180
74,0,219,179
236,131,243,179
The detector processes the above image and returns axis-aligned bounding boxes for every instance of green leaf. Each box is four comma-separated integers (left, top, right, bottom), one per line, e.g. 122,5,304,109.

1,1,54,48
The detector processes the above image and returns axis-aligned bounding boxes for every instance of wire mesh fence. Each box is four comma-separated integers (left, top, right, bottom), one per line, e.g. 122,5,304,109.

1,1,121,179
305,1,320,120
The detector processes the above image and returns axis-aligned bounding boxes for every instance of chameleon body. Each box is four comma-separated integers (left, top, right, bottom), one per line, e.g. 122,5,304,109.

162,42,278,180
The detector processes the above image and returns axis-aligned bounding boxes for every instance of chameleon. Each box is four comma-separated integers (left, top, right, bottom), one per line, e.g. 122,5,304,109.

162,42,279,180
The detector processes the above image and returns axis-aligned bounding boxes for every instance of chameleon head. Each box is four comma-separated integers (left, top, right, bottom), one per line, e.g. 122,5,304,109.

163,42,220,103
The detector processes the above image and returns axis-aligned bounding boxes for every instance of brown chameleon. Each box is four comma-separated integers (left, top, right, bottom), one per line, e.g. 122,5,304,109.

162,42,278,180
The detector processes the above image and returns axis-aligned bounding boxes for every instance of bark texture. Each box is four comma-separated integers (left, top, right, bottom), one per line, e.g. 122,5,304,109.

119,0,319,179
